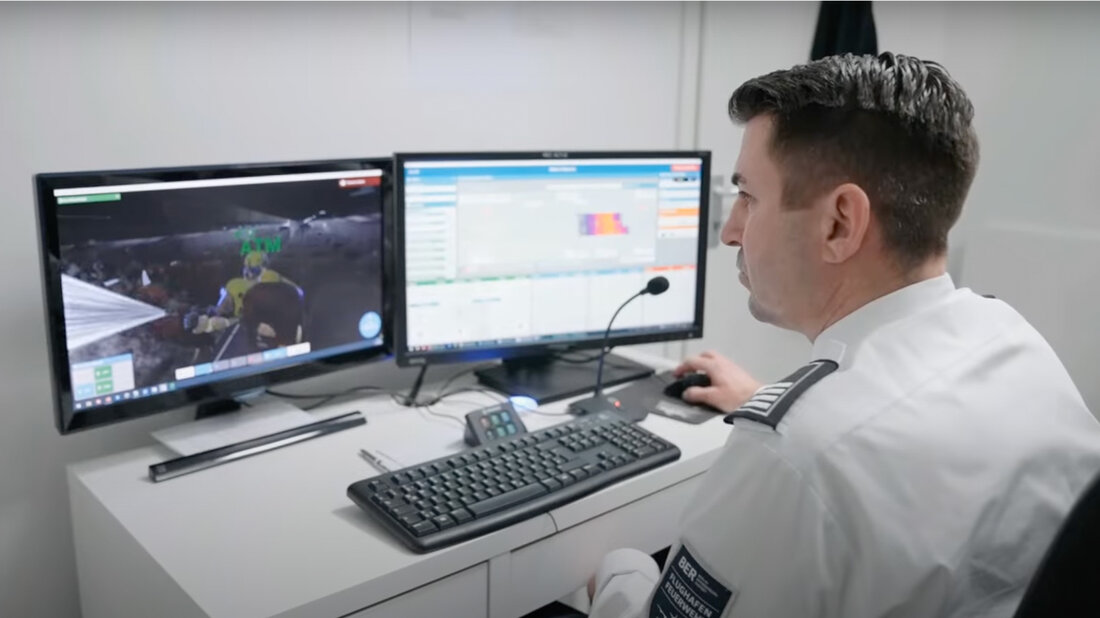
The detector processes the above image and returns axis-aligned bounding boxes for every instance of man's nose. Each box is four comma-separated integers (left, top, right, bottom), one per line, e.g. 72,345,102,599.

720,202,744,247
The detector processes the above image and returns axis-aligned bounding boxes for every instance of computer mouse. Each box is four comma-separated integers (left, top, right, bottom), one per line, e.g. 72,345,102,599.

663,373,711,399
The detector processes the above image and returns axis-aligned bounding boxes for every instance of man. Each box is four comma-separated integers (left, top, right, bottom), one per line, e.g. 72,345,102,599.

216,251,299,318
587,53,1100,618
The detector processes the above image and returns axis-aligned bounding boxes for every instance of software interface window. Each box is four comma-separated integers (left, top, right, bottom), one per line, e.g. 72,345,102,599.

55,170,386,412
404,158,702,351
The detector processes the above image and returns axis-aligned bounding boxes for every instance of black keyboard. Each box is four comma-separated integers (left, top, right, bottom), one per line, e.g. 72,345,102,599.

347,411,680,552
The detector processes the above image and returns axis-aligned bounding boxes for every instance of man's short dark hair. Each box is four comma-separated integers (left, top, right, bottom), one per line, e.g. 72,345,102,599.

729,52,979,268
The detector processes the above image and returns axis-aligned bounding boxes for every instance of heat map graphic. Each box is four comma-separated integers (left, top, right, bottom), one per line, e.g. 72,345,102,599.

579,212,629,236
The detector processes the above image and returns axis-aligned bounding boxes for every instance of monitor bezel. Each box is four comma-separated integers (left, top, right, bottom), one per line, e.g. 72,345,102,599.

392,150,710,367
35,157,393,434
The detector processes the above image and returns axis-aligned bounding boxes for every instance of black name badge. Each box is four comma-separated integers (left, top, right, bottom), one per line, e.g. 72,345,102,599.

650,545,735,618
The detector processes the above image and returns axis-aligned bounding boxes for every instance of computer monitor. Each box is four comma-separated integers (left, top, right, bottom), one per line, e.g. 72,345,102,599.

393,151,710,402
35,158,391,434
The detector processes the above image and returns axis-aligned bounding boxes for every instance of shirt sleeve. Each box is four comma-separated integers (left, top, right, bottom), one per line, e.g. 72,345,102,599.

673,426,852,618
592,424,852,618
589,548,661,618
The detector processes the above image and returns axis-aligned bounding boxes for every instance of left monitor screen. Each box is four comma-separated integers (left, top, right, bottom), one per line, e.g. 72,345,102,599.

46,165,387,419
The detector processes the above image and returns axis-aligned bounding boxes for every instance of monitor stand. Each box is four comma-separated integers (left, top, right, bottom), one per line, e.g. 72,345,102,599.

475,353,654,404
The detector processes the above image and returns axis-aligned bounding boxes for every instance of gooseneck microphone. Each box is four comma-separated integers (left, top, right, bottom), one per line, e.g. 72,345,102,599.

568,276,670,418
594,276,670,396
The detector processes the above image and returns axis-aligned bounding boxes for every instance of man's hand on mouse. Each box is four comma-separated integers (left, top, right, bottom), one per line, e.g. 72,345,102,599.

674,350,762,413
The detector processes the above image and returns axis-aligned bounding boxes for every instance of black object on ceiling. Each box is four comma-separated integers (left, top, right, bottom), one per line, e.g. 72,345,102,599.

811,1,878,61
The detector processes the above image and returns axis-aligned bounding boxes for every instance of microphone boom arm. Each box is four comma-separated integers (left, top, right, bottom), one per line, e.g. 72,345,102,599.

594,290,645,396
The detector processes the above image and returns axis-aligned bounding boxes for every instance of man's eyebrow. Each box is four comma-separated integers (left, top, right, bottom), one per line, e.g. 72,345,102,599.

731,172,746,188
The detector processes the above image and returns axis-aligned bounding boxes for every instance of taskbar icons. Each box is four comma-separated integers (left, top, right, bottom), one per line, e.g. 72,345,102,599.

408,323,695,354
74,382,177,412
173,342,312,382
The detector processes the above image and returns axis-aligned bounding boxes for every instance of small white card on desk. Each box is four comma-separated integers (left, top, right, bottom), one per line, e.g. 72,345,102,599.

151,400,315,456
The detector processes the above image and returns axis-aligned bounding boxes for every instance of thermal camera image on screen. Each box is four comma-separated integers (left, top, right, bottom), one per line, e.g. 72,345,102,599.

55,171,384,406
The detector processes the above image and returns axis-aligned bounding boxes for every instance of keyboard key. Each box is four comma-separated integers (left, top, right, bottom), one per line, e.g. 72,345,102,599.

432,514,456,530
558,458,587,472
541,478,562,491
451,508,473,524
382,497,408,511
411,520,438,536
469,483,547,517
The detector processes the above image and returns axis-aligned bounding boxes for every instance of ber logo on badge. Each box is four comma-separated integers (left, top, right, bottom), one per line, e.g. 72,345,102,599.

650,545,735,618
679,555,698,583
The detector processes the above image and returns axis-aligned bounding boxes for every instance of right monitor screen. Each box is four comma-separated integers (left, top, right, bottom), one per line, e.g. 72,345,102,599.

398,154,707,358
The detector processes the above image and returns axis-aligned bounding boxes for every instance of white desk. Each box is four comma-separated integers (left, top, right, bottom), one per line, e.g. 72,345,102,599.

69,355,731,618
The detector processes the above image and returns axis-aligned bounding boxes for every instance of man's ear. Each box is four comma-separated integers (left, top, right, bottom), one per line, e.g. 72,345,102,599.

820,183,871,264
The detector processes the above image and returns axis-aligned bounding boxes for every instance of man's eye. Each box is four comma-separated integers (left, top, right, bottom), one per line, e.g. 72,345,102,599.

737,191,753,204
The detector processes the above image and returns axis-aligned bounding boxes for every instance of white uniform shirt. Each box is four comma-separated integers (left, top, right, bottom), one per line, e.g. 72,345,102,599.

590,274,1100,618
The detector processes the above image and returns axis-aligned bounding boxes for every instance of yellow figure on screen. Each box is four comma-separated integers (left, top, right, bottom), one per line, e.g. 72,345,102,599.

216,252,296,318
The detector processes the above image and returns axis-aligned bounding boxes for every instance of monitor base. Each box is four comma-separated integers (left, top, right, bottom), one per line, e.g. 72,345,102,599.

152,398,315,457
475,353,654,404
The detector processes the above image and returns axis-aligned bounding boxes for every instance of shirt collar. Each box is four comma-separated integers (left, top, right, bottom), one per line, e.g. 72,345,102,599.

810,273,957,365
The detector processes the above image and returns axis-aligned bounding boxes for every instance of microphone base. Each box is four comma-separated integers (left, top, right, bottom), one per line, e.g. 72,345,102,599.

568,393,647,423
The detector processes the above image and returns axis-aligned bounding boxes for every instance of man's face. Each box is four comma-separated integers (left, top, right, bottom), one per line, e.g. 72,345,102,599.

721,116,820,330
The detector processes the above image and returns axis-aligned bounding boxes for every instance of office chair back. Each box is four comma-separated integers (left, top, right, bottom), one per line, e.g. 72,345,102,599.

1013,467,1100,617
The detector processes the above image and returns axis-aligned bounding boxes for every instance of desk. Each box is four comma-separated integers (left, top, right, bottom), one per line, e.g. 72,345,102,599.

69,353,731,618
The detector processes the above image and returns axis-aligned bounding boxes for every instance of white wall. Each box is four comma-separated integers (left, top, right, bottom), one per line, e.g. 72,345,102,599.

877,1,1100,414
0,3,694,616
945,1,1100,414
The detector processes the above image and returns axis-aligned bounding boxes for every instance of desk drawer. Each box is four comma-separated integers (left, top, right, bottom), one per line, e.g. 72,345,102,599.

349,563,488,618
505,474,703,617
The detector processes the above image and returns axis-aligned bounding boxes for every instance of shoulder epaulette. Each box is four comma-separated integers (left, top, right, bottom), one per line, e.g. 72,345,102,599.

723,359,838,430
